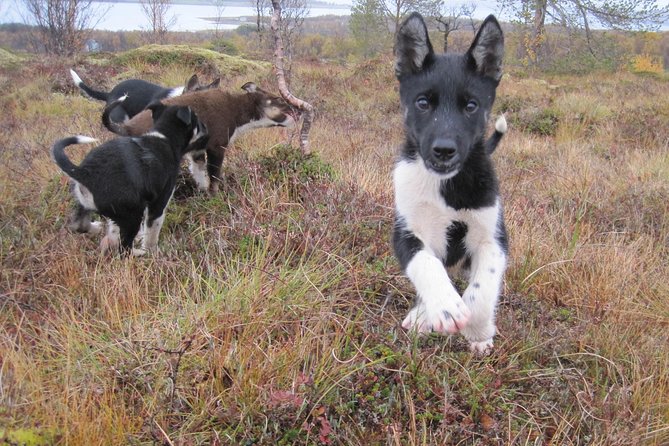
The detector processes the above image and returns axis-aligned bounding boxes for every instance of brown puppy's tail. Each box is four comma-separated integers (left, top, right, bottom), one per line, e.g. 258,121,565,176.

484,114,507,155
101,95,129,135
51,135,97,181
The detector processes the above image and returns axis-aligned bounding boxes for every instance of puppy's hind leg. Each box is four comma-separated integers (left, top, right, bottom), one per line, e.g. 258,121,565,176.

67,203,103,235
139,191,174,255
100,214,142,256
117,214,143,256
100,219,120,254
68,182,102,235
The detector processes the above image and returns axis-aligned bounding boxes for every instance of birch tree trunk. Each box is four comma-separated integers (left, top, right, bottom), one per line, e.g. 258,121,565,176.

269,0,314,155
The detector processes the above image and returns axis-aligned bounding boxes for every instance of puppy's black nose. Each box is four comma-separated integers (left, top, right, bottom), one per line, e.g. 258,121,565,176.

432,139,457,161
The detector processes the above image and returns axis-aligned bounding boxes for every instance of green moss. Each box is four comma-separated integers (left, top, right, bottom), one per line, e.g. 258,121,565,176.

114,44,269,77
0,428,58,445
514,107,562,136
0,48,25,69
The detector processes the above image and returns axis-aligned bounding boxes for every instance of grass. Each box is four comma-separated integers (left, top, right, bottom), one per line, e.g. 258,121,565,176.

0,49,668,445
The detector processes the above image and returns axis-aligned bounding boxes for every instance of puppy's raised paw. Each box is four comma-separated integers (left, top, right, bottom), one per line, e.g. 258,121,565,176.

402,299,471,334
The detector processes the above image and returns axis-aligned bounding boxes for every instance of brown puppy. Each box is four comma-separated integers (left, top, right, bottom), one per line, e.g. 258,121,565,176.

104,82,297,193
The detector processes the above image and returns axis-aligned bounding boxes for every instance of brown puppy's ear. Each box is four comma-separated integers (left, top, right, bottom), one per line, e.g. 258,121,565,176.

176,106,193,125
148,101,167,121
241,82,257,93
466,15,504,81
185,74,200,92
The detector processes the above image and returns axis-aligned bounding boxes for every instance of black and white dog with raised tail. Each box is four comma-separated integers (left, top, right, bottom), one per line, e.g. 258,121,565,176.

392,13,508,354
51,101,209,255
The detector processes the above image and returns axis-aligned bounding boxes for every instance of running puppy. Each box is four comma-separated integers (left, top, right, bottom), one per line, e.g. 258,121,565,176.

392,13,508,354
52,102,209,254
70,69,220,131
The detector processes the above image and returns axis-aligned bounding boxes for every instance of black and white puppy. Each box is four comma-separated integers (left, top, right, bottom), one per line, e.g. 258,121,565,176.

51,101,209,254
69,69,220,131
392,13,508,354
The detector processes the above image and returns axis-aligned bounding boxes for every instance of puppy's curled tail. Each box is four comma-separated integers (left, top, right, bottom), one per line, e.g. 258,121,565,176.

484,114,507,155
101,95,129,135
51,135,97,180
70,69,109,102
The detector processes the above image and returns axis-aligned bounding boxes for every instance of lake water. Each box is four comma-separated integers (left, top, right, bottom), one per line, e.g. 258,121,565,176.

2,1,353,31
2,0,507,32
8,1,662,32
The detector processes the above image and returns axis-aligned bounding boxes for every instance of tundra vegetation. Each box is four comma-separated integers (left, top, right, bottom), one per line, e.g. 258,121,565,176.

0,18,668,446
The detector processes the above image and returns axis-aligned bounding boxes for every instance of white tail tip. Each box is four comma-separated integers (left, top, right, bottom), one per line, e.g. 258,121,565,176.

70,69,83,86
495,114,507,133
76,135,98,144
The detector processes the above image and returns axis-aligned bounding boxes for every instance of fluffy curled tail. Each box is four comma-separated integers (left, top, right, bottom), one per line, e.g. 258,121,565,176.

484,114,507,155
51,135,97,180
101,95,129,135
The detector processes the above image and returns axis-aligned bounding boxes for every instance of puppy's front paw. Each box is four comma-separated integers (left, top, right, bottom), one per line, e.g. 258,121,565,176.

100,235,119,254
469,338,494,356
88,221,103,235
402,298,471,334
208,181,220,195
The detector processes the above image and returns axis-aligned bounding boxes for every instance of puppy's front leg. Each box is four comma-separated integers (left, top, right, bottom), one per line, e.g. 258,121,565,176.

394,223,471,334
460,240,506,354
186,151,210,192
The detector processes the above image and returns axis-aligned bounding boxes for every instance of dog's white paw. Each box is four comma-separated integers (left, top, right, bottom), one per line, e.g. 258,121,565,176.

132,248,147,257
88,221,103,235
469,338,494,355
402,297,471,334
100,235,119,254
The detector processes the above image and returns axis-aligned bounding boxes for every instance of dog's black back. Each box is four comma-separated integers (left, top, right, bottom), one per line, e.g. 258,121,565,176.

70,70,220,131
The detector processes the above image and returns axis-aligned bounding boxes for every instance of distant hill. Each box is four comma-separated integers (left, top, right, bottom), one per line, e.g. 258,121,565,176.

95,0,351,9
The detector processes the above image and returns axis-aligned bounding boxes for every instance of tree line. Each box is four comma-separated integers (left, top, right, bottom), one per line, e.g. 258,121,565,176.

350,0,668,68
7,0,669,72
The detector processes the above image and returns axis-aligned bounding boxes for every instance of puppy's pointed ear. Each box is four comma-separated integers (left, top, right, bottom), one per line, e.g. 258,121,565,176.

176,106,193,125
185,74,200,92
241,82,257,93
148,101,166,120
467,15,504,81
394,12,434,78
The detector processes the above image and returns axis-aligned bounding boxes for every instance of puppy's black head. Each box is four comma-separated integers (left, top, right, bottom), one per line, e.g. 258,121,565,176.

395,13,504,178
148,102,208,152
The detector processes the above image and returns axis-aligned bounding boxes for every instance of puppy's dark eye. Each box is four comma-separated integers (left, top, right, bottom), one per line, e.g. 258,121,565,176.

465,100,478,113
415,97,430,111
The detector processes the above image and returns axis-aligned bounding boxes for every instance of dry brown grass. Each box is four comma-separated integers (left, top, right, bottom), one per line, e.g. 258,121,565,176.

0,52,668,445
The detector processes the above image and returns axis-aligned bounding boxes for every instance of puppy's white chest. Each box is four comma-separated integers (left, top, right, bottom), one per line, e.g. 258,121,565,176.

394,160,456,258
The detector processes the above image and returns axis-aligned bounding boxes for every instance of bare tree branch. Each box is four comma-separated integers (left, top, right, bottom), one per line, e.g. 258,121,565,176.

140,0,176,43
435,3,476,52
20,0,108,55
270,0,314,155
